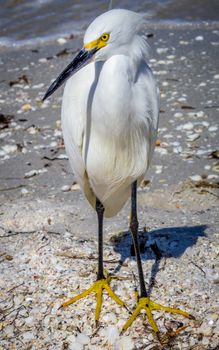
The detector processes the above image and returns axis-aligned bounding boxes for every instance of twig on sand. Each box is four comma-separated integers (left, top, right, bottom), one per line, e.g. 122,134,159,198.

190,261,206,276
6,282,25,294
0,184,24,192
0,228,36,238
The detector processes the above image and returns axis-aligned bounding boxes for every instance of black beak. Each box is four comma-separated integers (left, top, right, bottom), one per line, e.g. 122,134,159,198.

42,47,98,101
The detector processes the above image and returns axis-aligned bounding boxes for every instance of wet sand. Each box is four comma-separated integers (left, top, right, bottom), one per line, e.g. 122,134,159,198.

0,24,219,349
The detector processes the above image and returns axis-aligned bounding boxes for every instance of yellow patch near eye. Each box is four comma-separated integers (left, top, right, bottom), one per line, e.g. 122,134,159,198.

84,33,110,50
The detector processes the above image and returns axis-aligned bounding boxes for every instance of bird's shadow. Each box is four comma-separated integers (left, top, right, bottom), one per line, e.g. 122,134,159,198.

110,225,207,295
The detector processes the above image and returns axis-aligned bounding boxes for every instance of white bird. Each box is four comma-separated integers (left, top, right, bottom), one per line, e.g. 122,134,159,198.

43,8,192,339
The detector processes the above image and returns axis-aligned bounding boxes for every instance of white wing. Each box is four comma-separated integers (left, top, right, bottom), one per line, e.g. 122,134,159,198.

61,63,97,209
61,55,159,217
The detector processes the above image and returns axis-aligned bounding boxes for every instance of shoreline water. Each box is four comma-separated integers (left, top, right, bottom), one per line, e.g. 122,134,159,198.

1,19,219,49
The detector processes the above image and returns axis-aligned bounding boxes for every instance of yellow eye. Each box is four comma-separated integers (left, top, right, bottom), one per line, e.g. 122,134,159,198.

101,33,110,42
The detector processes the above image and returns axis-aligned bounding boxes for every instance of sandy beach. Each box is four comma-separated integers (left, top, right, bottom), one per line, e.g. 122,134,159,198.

0,22,219,349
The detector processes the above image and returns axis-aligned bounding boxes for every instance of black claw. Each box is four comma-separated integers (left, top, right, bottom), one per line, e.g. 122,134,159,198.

156,331,169,345
58,304,64,310
156,331,162,342
124,304,132,314
120,328,125,336
189,314,196,320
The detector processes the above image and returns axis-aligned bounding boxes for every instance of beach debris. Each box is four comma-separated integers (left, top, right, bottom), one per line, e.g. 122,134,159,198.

210,150,219,159
0,114,13,129
181,105,195,110
21,103,32,112
174,112,183,118
186,133,200,142
57,37,67,45
56,48,71,57
24,168,47,178
38,57,47,63
195,36,204,41
140,179,150,188
190,175,202,182
0,144,18,155
71,183,80,191
32,83,44,89
156,47,168,54
212,163,219,172
9,74,29,86
209,125,218,132
61,185,71,192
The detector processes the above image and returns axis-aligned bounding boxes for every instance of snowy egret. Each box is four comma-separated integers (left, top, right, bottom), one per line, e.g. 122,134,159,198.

43,9,192,337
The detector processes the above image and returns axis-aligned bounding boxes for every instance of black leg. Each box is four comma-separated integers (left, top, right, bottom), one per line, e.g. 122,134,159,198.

130,181,148,298
96,197,105,280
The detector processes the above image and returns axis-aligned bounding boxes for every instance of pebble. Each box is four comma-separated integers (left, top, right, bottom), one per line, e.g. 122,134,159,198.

21,188,29,195
39,57,47,63
178,97,187,102
61,185,71,192
155,147,168,155
155,165,163,174
186,133,200,142
207,174,218,179
27,126,38,134
209,125,218,132
71,183,80,191
1,144,18,154
21,103,32,112
156,47,168,54
56,154,68,159
179,40,189,45
32,83,44,89
182,122,194,130
54,129,62,137
50,141,58,147
195,36,204,41
202,121,209,127
24,169,39,178
174,112,183,118
212,164,219,172
57,37,67,45
190,175,202,181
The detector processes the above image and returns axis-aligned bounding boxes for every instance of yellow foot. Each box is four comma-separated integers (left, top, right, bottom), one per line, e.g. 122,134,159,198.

122,296,194,335
61,275,126,324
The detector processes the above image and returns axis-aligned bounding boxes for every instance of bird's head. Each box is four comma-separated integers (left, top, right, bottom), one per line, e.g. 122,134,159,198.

43,9,148,101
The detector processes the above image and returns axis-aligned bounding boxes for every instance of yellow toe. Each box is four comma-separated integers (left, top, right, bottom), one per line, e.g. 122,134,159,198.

61,276,126,323
123,296,192,335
